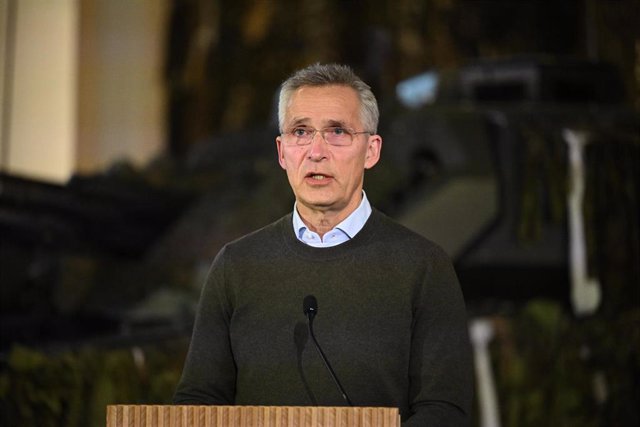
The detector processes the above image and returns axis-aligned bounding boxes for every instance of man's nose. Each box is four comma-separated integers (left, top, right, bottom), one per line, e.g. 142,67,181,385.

307,131,329,159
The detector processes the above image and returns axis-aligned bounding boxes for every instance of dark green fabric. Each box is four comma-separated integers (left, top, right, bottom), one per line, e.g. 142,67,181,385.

174,209,473,426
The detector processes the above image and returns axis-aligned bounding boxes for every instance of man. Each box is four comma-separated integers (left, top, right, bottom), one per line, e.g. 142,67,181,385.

174,63,473,426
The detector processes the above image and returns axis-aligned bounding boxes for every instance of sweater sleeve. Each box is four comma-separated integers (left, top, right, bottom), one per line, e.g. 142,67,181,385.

173,247,237,404
403,245,474,426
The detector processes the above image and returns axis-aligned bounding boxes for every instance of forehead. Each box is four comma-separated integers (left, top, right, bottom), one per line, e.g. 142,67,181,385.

285,85,361,126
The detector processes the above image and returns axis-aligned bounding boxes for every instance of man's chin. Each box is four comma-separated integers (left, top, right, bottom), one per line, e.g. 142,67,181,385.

297,195,341,212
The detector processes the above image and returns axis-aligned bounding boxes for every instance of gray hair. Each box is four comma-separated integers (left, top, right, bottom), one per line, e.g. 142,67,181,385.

278,63,379,134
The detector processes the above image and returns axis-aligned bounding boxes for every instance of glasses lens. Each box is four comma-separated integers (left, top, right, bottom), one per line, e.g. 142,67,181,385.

283,127,356,146
324,127,352,146
284,128,310,145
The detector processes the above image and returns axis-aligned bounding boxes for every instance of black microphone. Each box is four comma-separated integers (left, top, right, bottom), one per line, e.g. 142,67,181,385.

303,295,353,406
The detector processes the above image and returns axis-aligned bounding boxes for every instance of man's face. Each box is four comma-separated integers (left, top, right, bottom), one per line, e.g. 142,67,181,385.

276,85,382,220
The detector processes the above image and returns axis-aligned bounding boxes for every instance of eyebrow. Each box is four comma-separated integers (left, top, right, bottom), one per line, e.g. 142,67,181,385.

288,117,350,128
325,119,349,128
288,117,310,127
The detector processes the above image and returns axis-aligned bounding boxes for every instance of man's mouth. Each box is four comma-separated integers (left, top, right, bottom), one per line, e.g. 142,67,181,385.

305,173,332,183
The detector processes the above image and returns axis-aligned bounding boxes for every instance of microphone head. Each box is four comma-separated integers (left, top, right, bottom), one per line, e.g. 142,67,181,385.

303,295,318,318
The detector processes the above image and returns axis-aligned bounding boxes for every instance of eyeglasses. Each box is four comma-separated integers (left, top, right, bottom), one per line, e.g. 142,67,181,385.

281,126,371,146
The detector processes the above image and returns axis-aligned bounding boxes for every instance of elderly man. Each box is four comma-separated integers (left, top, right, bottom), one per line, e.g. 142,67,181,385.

174,63,473,426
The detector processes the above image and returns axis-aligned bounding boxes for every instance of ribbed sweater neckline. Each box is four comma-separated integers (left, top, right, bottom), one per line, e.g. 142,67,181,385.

278,209,382,261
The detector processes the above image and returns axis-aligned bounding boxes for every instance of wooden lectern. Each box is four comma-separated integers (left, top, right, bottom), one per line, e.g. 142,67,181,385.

106,405,400,427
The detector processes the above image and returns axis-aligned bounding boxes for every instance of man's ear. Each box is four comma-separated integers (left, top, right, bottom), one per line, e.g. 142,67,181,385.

364,135,382,170
276,136,286,170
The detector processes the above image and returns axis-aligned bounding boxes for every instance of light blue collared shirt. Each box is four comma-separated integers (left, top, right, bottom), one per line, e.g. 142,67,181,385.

292,191,372,248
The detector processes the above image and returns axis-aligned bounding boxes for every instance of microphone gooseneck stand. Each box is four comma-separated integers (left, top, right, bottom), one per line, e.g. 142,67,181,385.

303,295,353,406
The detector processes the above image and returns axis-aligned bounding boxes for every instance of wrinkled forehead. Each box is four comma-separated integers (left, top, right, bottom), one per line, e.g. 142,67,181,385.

284,85,363,128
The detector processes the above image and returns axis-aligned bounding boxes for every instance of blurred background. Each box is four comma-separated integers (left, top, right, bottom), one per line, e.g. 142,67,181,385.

0,0,638,426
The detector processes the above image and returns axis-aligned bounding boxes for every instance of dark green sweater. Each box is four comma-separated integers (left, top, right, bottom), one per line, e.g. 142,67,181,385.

174,209,473,426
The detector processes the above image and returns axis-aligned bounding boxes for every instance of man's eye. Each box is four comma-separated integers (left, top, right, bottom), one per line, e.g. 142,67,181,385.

330,127,348,136
292,128,308,137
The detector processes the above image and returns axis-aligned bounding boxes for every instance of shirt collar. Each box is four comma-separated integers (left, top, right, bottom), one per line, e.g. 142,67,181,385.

292,191,372,244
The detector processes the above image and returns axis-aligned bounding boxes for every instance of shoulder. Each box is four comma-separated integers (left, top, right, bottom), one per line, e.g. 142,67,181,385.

220,213,293,257
369,209,450,259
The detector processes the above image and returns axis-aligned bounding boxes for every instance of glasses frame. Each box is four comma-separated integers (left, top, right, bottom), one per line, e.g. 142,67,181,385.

280,126,371,146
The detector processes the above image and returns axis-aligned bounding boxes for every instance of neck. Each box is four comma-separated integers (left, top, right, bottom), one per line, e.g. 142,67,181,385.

299,211,342,238
297,195,363,238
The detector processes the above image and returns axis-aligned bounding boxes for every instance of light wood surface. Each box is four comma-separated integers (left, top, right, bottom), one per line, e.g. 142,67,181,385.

106,405,401,427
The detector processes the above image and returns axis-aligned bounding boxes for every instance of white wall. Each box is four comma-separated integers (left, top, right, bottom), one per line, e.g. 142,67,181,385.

0,0,77,183
0,0,168,183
